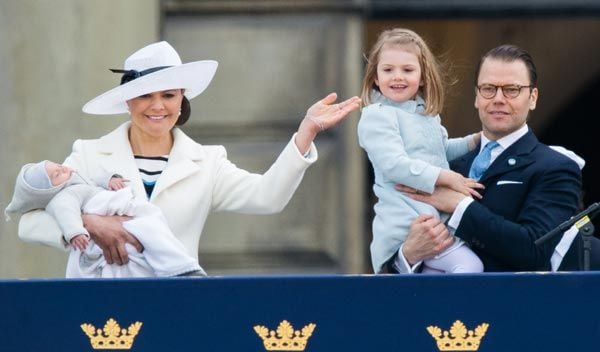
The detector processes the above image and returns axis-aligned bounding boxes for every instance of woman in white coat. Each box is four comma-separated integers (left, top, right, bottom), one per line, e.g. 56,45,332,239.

18,41,361,268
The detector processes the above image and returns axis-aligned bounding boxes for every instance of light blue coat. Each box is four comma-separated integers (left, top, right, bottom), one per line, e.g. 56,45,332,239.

358,93,472,273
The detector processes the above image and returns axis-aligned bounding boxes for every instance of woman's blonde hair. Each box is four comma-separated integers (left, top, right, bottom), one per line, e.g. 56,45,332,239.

361,28,445,116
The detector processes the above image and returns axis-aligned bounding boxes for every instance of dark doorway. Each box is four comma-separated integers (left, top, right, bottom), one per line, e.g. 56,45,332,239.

539,74,600,228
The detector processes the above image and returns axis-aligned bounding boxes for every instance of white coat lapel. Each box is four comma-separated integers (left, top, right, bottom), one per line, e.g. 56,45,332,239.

150,127,204,201
96,122,147,199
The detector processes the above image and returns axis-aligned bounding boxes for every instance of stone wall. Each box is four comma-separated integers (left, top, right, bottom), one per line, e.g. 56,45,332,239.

0,0,159,278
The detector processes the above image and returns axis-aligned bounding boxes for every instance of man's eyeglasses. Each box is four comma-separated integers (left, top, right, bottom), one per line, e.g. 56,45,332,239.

476,84,532,99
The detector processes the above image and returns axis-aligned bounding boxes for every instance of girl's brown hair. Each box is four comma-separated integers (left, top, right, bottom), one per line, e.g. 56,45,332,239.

361,28,445,116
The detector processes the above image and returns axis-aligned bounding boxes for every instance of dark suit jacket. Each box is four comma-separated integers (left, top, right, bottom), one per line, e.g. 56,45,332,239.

450,130,582,271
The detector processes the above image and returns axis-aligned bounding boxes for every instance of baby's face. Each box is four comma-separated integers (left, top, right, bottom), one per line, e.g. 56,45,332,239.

45,161,73,186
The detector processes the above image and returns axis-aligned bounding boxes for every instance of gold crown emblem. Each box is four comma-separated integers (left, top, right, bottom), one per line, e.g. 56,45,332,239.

426,320,489,351
80,318,143,350
254,320,316,351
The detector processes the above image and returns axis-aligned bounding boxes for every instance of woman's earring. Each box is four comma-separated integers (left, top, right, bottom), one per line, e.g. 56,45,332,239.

178,111,181,116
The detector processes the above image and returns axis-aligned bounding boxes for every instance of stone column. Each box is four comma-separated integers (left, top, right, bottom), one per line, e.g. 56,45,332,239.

162,2,367,274
0,0,159,278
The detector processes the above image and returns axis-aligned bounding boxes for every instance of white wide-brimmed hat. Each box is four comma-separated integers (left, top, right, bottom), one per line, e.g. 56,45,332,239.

82,41,218,115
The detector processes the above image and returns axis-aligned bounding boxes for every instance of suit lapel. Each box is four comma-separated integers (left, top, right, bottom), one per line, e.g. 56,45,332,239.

452,149,478,177
150,127,204,201
96,122,147,198
479,130,537,183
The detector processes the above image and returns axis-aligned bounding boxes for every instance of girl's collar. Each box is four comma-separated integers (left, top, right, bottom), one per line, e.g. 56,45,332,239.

371,90,425,113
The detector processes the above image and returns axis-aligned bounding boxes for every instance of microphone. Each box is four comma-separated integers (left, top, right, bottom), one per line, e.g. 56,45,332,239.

535,202,600,246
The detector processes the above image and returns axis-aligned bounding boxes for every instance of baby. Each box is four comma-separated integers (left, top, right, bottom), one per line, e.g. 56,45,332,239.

5,160,205,278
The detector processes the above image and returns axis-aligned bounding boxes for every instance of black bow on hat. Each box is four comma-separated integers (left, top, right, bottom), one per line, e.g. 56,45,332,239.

109,66,172,85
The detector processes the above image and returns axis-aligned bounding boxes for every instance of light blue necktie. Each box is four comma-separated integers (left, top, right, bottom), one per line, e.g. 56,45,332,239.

469,141,499,181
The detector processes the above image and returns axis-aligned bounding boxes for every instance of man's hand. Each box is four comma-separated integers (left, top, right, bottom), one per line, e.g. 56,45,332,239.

82,214,144,265
396,184,469,213
402,214,453,265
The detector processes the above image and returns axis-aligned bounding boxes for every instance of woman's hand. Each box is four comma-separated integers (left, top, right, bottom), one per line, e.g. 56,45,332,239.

295,93,361,154
82,214,144,265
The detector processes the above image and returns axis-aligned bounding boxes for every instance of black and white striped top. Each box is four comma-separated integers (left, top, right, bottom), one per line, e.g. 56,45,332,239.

134,155,168,199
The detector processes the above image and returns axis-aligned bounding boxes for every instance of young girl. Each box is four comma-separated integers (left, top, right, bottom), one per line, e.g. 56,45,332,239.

358,28,483,274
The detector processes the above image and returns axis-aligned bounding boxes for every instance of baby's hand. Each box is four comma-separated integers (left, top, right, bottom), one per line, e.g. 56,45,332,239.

108,176,129,190
70,234,89,251
437,169,484,199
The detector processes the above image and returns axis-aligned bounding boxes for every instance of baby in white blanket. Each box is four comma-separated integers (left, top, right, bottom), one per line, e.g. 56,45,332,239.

5,160,205,278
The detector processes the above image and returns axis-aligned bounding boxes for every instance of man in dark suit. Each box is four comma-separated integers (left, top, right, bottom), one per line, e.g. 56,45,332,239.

392,45,582,272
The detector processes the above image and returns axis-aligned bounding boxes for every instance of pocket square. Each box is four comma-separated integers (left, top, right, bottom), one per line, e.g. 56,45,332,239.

497,180,523,185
